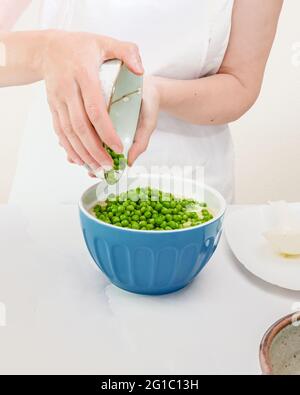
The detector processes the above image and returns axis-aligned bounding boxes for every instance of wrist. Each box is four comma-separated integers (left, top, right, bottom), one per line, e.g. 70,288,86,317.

152,76,168,111
31,30,58,79
151,76,165,110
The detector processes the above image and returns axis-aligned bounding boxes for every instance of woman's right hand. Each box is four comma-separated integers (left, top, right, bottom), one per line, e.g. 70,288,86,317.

41,30,144,172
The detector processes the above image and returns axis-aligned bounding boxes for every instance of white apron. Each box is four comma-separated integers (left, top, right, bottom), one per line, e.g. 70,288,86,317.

10,0,235,204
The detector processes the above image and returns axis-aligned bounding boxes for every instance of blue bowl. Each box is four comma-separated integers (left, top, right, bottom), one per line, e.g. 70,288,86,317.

79,175,226,295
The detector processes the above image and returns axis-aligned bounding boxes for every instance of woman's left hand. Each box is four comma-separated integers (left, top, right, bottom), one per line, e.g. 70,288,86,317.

128,76,161,166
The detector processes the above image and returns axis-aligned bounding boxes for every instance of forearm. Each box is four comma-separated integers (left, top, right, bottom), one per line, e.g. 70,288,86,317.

156,73,259,126
156,0,283,127
0,30,48,87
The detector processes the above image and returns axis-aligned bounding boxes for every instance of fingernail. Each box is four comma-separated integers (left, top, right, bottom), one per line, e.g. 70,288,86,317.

111,145,123,154
75,159,84,166
135,58,144,73
90,163,100,171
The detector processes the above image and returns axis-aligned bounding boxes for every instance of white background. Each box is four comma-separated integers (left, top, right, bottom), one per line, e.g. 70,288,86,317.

0,0,300,204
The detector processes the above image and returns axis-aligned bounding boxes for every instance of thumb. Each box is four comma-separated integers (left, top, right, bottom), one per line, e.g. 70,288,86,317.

128,127,151,166
120,42,144,75
100,36,144,75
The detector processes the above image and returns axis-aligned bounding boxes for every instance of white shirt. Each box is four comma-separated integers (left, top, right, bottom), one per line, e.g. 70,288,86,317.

10,0,235,204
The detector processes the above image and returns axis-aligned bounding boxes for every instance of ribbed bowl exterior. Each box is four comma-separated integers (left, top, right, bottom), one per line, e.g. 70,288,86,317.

80,210,224,295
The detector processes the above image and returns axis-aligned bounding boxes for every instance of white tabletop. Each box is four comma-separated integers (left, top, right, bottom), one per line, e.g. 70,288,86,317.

0,204,299,375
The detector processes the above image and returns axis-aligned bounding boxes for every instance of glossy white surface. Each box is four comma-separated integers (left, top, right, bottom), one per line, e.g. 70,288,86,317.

0,204,299,374
225,205,300,291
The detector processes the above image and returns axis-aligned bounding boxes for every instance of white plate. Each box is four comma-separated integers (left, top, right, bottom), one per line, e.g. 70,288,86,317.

225,205,300,291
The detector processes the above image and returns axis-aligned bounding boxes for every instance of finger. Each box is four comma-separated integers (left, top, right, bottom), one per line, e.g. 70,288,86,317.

57,102,101,171
67,87,113,168
51,109,84,166
88,172,97,178
127,126,152,166
99,37,144,75
76,67,124,154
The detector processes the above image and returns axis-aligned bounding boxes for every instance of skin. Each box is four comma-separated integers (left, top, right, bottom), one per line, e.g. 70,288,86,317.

0,30,144,171
0,0,283,172
128,0,284,165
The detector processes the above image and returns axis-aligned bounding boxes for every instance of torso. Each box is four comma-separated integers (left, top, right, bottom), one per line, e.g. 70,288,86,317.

10,0,235,204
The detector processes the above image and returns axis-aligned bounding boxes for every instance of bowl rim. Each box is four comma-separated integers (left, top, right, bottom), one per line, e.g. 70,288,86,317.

79,180,227,234
259,312,300,374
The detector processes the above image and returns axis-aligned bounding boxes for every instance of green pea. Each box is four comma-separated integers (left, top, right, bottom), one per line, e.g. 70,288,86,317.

128,191,139,202
117,206,125,214
155,217,163,225
166,214,172,222
144,211,152,219
93,187,212,231
119,158,127,171
131,222,140,230
169,221,178,229
155,203,163,212
107,194,116,201
139,193,148,201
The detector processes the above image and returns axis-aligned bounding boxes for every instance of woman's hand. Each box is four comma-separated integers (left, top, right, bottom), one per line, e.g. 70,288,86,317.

41,31,144,172
128,76,161,166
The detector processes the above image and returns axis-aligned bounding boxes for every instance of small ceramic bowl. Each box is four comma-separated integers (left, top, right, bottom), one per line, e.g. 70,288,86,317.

79,174,226,295
260,313,300,375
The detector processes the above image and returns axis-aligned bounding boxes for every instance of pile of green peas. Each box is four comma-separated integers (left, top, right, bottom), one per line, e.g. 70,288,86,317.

104,147,128,185
93,187,214,231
